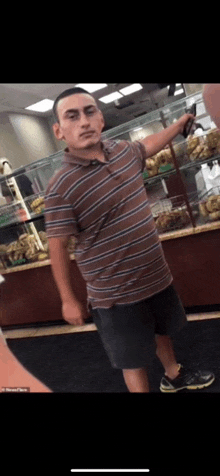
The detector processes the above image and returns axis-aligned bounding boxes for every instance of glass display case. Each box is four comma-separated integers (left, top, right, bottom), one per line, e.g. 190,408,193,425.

0,89,220,271
102,90,220,235
0,150,75,271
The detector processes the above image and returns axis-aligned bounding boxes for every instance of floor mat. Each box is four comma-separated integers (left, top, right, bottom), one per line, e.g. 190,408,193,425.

6,319,220,392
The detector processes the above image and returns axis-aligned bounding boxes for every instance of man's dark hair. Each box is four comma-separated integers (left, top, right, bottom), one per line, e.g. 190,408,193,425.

53,87,92,123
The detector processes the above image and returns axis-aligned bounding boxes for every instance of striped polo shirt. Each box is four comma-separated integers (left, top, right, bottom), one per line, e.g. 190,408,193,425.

44,139,173,309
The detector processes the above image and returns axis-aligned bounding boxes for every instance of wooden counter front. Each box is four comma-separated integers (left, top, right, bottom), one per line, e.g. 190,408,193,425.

0,258,88,328
1,222,220,327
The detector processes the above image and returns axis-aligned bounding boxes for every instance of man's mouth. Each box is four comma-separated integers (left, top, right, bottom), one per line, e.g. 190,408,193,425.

80,131,95,137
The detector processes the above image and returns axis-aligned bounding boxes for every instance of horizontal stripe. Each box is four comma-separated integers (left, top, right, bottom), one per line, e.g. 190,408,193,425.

80,214,154,251
74,156,137,209
90,276,173,309
78,168,141,223
63,144,130,201
82,184,146,235
50,166,80,193
87,273,172,302
89,271,172,300
87,262,168,293
76,233,160,267
88,255,163,280
46,218,75,227
44,205,73,214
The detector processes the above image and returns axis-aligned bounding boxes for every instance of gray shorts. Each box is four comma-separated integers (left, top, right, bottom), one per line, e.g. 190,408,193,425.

90,284,187,369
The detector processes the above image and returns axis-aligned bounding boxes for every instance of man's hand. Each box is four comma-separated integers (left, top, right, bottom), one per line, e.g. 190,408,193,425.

62,300,87,326
176,113,195,135
141,113,196,158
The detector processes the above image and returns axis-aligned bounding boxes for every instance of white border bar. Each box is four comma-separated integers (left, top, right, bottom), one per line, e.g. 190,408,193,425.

70,471,150,473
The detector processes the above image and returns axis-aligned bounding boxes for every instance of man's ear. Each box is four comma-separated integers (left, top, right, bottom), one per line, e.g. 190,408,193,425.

53,122,65,141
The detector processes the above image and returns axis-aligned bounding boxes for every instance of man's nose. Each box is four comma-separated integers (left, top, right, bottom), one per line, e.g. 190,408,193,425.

79,112,90,127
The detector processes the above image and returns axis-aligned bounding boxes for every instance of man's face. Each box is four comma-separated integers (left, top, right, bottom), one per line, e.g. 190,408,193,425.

53,93,105,151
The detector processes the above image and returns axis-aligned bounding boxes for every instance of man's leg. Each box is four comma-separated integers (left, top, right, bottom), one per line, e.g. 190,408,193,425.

155,334,180,379
122,367,150,393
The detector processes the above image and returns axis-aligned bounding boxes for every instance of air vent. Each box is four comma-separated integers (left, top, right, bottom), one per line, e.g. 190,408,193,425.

133,110,149,118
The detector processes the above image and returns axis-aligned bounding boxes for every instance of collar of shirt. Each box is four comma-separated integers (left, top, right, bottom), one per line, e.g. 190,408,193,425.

62,141,111,167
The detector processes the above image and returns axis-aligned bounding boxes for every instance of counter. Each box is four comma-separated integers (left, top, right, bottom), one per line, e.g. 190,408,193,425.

1,221,220,328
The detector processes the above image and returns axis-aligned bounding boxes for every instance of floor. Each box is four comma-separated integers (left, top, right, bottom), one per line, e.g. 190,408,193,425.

2,311,220,340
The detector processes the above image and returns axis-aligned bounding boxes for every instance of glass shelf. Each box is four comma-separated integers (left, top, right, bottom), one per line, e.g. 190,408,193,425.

144,153,220,185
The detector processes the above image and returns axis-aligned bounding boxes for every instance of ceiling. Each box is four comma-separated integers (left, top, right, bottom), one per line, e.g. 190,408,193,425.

0,83,191,132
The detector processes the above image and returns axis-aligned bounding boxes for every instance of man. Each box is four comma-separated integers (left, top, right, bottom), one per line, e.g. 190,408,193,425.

203,84,220,129
44,87,215,393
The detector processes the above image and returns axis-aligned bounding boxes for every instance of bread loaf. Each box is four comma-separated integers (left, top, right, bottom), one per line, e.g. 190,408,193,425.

199,194,220,221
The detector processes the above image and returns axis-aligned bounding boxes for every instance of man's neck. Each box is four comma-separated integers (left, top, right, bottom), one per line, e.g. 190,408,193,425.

68,142,106,163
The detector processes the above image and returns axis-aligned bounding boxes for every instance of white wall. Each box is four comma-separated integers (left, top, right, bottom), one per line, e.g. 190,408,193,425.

47,114,66,151
0,112,62,171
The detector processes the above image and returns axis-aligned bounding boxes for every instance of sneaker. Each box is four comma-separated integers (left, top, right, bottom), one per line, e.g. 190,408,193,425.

160,365,215,393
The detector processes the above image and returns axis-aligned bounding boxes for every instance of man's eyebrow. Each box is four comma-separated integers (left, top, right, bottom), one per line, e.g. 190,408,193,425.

64,105,97,116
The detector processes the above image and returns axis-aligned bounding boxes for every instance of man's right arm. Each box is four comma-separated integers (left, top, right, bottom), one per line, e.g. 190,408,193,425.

48,236,87,326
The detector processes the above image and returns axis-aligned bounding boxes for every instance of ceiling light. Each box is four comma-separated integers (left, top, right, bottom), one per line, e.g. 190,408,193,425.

25,99,54,112
99,92,123,104
119,84,143,96
133,127,143,131
75,84,108,93
174,88,184,96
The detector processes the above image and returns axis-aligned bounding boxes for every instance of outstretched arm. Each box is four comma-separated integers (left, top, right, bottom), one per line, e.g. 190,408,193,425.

140,113,195,158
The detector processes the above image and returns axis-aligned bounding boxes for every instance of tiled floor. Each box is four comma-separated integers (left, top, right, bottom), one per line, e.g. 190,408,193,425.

2,312,220,340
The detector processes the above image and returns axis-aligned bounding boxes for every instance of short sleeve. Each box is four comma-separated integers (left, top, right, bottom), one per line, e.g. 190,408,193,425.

44,191,79,239
127,140,148,172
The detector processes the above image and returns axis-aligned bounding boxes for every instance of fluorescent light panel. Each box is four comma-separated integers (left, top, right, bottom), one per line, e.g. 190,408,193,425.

99,92,123,104
75,83,108,93
174,88,184,96
119,84,143,95
25,99,54,112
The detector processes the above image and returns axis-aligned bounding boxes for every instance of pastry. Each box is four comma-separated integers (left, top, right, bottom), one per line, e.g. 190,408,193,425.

199,194,220,221
206,129,220,150
30,197,44,210
37,252,49,261
155,210,190,232
30,196,45,214
199,202,209,217
147,167,159,177
146,158,158,177
209,211,220,220
187,136,200,156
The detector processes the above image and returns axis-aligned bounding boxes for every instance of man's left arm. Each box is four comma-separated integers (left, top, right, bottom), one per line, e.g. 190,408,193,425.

140,113,195,158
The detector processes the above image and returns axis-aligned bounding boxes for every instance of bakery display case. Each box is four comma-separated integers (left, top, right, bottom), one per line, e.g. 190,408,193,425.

0,150,77,271
102,91,220,235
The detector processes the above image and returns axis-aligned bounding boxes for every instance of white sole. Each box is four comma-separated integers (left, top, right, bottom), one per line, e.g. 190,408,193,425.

160,376,215,393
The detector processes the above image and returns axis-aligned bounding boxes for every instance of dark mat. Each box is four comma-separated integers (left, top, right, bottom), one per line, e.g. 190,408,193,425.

6,318,220,392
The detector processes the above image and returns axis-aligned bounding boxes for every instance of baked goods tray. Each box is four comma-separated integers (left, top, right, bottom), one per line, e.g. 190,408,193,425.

196,186,220,224
151,192,199,233
143,129,220,183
